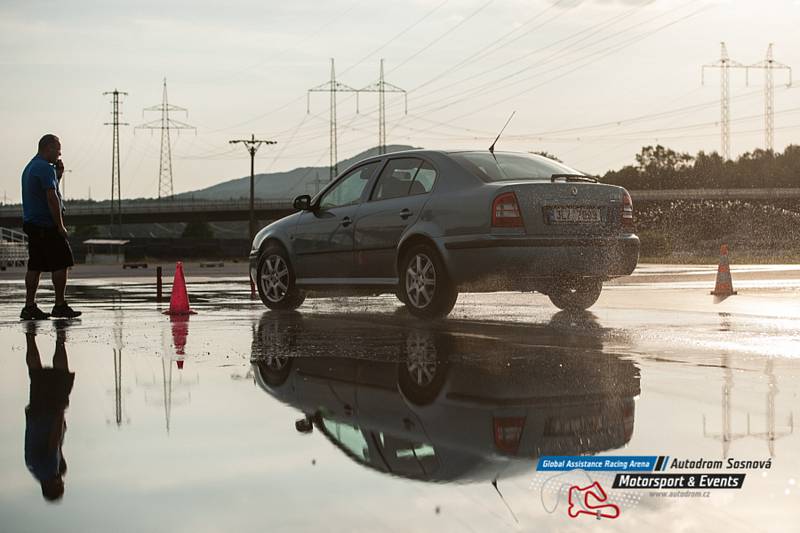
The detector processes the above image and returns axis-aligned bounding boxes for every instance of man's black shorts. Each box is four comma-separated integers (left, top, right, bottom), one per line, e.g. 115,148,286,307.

22,223,74,273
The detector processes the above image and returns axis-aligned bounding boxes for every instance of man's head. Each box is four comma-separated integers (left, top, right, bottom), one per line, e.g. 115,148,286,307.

37,134,61,164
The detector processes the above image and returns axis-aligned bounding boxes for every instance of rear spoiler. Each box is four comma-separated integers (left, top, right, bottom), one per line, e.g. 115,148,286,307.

551,173,599,183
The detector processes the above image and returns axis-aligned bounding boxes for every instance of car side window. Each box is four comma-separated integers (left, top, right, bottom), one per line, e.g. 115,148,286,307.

371,158,423,201
409,161,437,195
319,162,378,209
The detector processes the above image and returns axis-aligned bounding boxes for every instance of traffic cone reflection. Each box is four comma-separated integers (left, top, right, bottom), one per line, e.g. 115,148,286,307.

164,262,197,315
711,244,737,296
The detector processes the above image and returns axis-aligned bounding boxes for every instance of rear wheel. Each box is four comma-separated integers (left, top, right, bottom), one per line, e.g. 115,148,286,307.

399,244,458,319
547,278,603,311
398,330,450,406
256,244,306,310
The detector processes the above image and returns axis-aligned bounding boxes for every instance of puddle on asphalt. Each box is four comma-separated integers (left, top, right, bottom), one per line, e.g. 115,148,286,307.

0,283,797,532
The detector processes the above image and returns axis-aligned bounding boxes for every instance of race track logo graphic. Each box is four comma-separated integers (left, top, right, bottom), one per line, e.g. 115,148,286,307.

567,481,620,520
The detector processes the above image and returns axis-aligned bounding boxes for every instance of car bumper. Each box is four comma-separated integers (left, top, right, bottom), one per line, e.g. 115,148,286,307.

439,234,640,288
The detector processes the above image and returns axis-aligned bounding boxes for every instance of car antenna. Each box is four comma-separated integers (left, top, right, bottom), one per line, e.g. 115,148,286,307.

492,478,519,524
489,111,516,155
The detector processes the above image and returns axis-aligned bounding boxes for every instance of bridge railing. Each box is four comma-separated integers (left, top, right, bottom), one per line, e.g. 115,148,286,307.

0,227,27,267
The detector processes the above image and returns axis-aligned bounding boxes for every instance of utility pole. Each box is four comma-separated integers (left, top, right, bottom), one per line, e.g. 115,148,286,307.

136,78,195,200
103,89,128,235
308,59,358,180
702,42,745,160
747,43,792,152
359,59,408,155
229,134,277,242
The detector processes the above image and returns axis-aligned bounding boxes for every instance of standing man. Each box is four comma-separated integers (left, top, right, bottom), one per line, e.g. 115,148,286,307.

20,134,81,320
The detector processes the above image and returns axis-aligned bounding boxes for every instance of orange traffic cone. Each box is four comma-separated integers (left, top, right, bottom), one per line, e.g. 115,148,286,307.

711,244,737,296
164,262,197,315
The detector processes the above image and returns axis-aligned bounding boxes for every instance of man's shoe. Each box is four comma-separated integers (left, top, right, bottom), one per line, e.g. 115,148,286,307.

20,305,50,321
51,303,82,319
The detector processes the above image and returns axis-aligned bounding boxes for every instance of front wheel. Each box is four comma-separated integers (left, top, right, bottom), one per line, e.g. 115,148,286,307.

256,245,306,310
399,244,458,319
547,278,603,311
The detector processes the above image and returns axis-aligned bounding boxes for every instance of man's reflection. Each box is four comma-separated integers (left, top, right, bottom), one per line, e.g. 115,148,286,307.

24,321,75,502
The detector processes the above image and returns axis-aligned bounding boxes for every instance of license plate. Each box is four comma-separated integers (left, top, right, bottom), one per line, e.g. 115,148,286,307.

547,206,601,224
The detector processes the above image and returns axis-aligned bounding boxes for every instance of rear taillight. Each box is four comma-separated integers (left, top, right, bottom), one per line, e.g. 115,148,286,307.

493,417,526,455
492,192,523,227
621,190,634,230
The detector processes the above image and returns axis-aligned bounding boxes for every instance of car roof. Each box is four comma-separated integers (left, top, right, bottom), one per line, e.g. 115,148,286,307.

354,148,533,162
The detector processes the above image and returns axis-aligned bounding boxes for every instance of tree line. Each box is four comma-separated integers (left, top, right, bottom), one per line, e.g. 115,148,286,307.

599,144,800,190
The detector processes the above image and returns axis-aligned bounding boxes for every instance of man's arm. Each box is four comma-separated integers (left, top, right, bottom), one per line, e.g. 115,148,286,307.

46,189,67,236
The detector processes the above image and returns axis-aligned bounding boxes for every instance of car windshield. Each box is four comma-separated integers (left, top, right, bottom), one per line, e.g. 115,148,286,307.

450,152,584,182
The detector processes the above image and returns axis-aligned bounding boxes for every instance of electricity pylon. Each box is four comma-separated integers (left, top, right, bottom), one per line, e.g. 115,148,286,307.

747,358,794,458
136,78,195,199
702,42,745,160
747,43,792,152
702,353,749,459
359,59,408,155
308,59,358,180
103,89,128,234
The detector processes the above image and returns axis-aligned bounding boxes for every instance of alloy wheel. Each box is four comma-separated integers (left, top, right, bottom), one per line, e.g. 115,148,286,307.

404,330,438,387
405,253,436,308
260,254,290,303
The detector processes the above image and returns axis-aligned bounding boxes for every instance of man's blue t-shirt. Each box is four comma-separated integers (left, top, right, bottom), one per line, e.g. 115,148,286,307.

21,155,60,227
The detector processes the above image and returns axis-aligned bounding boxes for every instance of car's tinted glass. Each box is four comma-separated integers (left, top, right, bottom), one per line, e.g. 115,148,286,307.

319,162,378,209
321,419,370,461
371,158,423,201
451,152,583,182
410,161,437,195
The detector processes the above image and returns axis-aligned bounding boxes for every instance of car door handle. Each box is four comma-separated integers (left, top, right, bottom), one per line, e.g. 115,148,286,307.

341,216,352,227
399,208,413,219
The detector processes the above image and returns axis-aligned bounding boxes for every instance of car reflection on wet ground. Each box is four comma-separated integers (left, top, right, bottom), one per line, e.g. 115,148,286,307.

0,272,798,532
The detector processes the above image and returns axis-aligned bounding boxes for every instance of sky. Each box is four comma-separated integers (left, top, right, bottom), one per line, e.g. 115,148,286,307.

1,0,800,202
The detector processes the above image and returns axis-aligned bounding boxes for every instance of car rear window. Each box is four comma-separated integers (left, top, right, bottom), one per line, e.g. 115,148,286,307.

450,152,584,182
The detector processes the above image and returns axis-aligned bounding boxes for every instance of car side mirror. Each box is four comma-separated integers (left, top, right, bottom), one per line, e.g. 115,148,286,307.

293,194,312,211
295,415,314,434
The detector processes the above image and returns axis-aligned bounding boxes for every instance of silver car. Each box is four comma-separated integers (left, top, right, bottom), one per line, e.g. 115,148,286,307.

249,150,639,318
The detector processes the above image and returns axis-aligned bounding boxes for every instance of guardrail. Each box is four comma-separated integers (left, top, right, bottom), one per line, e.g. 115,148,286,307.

0,226,27,267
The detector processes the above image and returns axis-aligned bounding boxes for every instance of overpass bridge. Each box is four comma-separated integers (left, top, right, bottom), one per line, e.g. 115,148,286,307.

1,188,799,228
0,199,295,227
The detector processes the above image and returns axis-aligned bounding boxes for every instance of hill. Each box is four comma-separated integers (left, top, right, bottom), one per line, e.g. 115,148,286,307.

176,144,419,201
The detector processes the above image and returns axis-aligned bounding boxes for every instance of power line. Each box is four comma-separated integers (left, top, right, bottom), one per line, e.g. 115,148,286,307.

387,0,497,75
136,78,196,199
408,1,703,119
103,88,128,234
388,5,711,140
339,0,451,78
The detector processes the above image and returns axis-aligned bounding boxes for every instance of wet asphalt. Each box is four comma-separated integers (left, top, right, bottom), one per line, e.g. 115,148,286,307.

0,265,797,532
